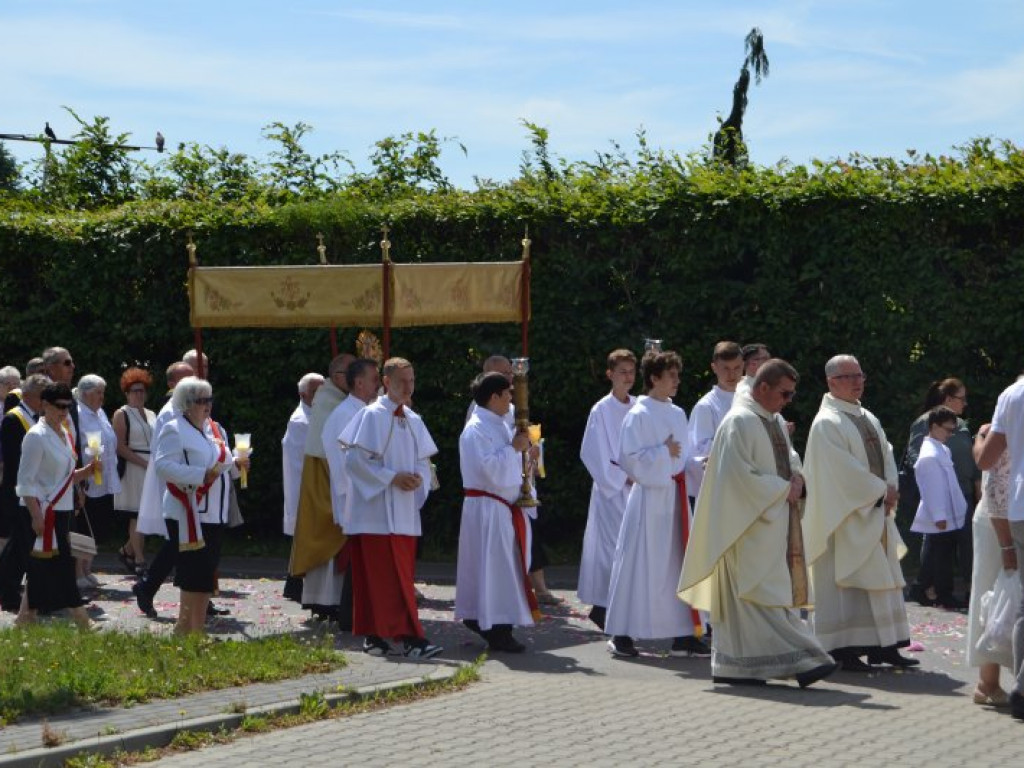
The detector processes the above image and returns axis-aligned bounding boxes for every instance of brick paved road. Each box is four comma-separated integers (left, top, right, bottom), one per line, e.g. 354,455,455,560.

146,584,1021,768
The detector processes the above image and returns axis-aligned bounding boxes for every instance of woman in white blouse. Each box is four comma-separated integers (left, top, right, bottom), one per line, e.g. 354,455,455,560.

15,382,100,629
111,367,157,575
912,406,969,608
75,374,121,589
153,377,239,635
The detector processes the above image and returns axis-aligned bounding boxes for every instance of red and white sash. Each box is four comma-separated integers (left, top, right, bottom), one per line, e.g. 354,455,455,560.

166,419,228,552
31,427,77,559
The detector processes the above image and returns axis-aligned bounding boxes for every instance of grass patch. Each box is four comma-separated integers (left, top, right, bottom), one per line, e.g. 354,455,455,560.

0,624,343,724
62,656,484,767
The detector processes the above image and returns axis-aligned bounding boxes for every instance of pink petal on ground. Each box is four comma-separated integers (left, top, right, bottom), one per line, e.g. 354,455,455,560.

907,641,925,652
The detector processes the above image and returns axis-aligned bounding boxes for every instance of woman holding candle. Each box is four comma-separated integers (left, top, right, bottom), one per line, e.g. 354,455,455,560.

153,377,240,635
74,374,121,590
112,367,157,575
14,382,100,629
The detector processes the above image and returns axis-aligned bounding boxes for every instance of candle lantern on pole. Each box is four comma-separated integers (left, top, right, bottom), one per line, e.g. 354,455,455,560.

511,357,538,508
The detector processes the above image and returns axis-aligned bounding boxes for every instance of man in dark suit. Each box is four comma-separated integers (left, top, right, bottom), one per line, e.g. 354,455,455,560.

0,374,48,611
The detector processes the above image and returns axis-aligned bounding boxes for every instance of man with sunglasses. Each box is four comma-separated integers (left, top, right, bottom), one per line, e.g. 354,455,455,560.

680,359,835,687
803,354,917,671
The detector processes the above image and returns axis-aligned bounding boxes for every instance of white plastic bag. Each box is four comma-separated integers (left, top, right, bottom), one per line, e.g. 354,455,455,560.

976,569,1022,656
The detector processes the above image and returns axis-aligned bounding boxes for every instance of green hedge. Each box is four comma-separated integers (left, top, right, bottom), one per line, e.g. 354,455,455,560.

3,144,1024,559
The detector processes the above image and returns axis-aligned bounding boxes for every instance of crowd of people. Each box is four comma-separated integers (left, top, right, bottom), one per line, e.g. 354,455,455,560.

2,341,1022,717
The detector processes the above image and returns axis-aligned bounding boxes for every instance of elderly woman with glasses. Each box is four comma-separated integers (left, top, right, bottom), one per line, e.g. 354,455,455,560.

14,382,100,629
74,374,121,590
905,378,981,609
112,367,156,575
153,376,240,635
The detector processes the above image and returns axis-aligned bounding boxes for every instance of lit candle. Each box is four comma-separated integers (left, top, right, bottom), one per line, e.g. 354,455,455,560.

85,431,103,485
234,433,252,489
528,423,545,478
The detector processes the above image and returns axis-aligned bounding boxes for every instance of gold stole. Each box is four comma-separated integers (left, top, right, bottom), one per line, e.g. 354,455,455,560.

760,416,809,607
840,411,890,551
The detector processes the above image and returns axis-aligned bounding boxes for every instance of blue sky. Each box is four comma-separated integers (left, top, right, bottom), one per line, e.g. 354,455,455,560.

3,0,1023,187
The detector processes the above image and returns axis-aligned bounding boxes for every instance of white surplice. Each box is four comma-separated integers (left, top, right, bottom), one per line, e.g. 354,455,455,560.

605,396,700,639
685,385,735,499
577,392,634,608
455,408,534,630
803,393,910,652
280,401,310,536
136,398,177,537
321,396,367,528
679,397,833,680
345,396,437,536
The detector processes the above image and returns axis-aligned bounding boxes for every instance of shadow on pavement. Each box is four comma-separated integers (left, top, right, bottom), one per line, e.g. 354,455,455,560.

706,684,897,710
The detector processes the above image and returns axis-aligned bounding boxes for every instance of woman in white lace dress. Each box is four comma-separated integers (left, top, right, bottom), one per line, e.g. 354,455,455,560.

112,368,156,575
966,427,1016,707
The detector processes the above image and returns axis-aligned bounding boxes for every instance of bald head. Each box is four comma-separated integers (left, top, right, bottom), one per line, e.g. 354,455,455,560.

483,355,513,383
329,353,356,393
166,361,195,389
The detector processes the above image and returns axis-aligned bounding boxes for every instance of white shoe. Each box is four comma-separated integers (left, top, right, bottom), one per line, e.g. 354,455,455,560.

85,573,101,587
76,577,93,591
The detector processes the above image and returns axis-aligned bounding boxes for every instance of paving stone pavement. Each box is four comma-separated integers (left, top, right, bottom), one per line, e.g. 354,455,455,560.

1,562,1019,767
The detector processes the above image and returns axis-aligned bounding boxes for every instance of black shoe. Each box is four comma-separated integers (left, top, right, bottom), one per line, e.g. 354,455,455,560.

837,655,874,672
937,596,967,612
867,648,920,668
712,676,766,686
670,635,711,658
117,547,137,575
487,627,526,653
363,635,392,657
1010,691,1024,721
132,581,157,619
607,635,639,658
402,637,443,659
462,619,487,639
588,605,606,631
206,602,230,617
796,662,838,689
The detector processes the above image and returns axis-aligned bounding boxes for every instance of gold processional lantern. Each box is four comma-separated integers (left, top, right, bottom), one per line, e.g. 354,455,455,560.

644,338,663,354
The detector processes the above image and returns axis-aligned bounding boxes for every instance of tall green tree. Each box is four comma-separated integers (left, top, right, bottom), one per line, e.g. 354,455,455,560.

712,28,769,167
0,141,19,192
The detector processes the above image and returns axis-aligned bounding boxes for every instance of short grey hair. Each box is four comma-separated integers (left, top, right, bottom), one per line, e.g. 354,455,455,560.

41,347,69,366
171,376,213,412
74,374,107,401
22,374,51,396
824,354,859,377
0,366,20,388
298,372,324,395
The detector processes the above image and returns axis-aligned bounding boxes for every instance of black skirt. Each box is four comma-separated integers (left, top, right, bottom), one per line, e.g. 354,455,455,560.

26,510,86,613
166,519,216,593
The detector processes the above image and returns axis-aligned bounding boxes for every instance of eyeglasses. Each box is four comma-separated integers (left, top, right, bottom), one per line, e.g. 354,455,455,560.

832,373,866,381
60,359,74,367
128,387,147,394
950,394,968,404
939,423,957,433
779,389,796,401
192,397,214,405
50,401,73,411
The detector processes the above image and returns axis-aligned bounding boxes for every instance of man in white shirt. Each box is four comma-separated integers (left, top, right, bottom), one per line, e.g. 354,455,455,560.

345,357,441,659
686,341,743,503
973,377,1024,720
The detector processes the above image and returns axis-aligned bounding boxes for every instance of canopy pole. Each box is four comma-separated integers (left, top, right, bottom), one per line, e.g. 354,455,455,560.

317,233,339,359
187,232,206,379
520,227,531,357
380,224,392,359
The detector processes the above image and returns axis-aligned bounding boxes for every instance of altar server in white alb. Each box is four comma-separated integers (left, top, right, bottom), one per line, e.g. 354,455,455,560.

604,349,710,659
679,359,836,688
803,354,917,671
345,357,442,659
456,372,540,653
281,373,323,537
686,341,743,503
911,405,968,606
578,348,636,630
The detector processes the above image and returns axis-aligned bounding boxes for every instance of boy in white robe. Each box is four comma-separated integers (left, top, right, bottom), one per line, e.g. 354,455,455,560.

281,373,322,537
679,359,836,687
345,357,441,659
686,341,743,502
578,349,636,630
911,405,968,607
605,350,710,658
456,372,538,652
803,354,917,671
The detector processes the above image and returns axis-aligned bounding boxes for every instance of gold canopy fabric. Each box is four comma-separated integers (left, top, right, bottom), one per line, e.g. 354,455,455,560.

189,261,526,328
391,262,526,327
190,265,382,328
